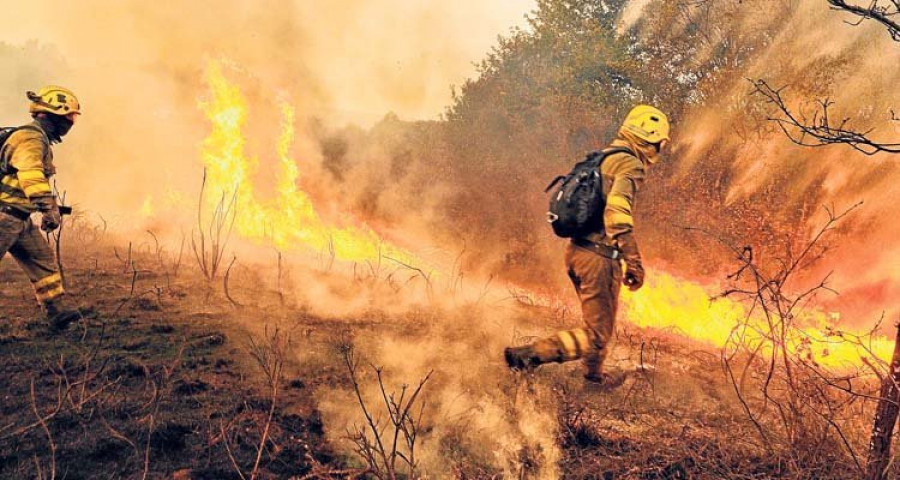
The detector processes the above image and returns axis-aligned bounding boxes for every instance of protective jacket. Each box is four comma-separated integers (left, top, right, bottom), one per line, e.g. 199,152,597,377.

0,120,65,306
596,137,646,244
0,121,56,213
508,134,651,379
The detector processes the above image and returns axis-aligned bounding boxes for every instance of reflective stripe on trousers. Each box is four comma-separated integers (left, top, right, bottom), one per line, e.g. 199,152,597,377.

0,210,64,303
530,242,622,375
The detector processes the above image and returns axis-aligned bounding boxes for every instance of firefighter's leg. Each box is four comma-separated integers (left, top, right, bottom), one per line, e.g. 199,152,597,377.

7,220,78,328
504,243,618,372
0,211,27,260
8,219,63,303
564,242,621,380
505,327,595,370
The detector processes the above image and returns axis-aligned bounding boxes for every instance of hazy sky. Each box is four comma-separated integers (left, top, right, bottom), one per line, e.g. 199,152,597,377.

0,1,539,226
1,1,537,125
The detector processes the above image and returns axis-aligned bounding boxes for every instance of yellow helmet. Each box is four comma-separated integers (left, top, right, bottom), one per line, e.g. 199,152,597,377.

27,85,81,116
620,104,669,144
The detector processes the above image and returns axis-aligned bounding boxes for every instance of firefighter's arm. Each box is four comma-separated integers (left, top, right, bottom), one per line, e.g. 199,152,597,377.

9,131,54,203
603,154,645,239
603,154,646,290
8,131,60,230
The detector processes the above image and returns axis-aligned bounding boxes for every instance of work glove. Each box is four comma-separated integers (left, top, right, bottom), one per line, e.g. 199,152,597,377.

617,232,644,291
41,209,61,232
33,196,61,232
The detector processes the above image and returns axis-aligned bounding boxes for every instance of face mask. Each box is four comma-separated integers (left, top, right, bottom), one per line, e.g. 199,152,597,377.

53,116,74,138
37,114,73,143
619,129,660,164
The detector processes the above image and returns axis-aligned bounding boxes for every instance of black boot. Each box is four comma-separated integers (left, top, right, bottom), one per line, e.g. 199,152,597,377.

584,370,626,389
43,299,81,330
504,346,541,371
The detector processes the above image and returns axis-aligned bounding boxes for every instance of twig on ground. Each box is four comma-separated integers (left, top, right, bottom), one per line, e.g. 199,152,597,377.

224,255,241,308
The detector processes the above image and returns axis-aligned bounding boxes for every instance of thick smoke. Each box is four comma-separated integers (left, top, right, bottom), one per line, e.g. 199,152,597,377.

663,0,900,324
2,1,558,474
3,0,900,474
0,0,533,234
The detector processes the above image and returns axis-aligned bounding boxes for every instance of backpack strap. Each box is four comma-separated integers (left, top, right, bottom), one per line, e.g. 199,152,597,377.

591,147,636,176
544,147,635,193
598,147,635,160
1,125,44,142
544,175,566,193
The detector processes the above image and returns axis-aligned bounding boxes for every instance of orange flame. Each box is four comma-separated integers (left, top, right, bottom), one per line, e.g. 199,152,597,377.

198,60,418,265
198,60,892,369
623,270,893,368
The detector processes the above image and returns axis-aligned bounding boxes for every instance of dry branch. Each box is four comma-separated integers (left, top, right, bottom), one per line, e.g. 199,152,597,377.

688,202,881,474
827,0,900,41
224,254,241,307
750,79,900,155
342,346,432,480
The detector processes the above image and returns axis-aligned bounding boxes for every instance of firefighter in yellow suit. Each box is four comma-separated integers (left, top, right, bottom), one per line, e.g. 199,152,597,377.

505,105,671,385
0,86,81,328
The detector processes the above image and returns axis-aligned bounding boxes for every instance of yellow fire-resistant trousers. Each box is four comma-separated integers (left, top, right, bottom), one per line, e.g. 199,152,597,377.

0,210,64,304
530,242,622,376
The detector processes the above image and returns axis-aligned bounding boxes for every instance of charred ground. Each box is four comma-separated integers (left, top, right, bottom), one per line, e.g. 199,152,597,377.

2,1,899,478
0,222,884,479
0,233,343,479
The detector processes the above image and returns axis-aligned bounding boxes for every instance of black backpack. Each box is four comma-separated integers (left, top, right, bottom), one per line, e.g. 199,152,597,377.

544,147,634,238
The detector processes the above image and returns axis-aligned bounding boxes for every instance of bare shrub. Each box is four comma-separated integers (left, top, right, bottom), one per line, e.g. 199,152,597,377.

342,345,433,480
191,168,238,281
221,326,288,480
689,202,889,477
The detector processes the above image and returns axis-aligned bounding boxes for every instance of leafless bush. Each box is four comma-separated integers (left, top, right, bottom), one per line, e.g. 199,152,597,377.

29,378,56,480
146,230,186,291
688,202,888,477
1,326,130,479
222,326,288,480
66,210,107,249
383,255,434,298
346,247,435,299
247,326,287,479
138,344,185,480
1,327,119,440
342,346,433,480
191,168,238,281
